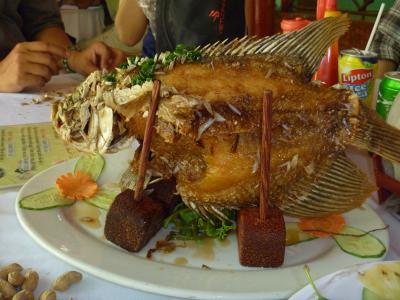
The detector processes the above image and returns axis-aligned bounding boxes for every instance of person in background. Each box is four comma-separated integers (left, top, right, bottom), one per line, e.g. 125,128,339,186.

115,0,251,57
370,0,400,78
0,0,125,93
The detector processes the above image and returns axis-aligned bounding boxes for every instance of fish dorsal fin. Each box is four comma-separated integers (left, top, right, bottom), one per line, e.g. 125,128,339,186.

200,14,350,79
275,153,375,217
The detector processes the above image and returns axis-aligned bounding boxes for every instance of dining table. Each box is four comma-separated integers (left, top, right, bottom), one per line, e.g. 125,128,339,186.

0,74,399,300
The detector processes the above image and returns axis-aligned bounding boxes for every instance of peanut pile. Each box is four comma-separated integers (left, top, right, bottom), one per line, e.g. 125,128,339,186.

0,263,82,300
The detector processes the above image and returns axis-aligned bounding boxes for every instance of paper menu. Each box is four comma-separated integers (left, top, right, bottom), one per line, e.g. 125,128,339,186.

0,123,79,189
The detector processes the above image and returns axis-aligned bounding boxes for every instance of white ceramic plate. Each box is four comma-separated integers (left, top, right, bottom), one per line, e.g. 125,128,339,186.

16,149,389,300
289,260,400,300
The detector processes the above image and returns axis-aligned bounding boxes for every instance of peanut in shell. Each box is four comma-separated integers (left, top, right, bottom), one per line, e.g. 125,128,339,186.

0,264,22,280
39,289,57,300
0,278,17,298
12,290,34,300
52,271,82,291
22,270,39,292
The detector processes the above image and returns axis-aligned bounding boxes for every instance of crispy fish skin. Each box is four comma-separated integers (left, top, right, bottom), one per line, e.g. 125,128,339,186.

119,56,359,213
144,56,357,211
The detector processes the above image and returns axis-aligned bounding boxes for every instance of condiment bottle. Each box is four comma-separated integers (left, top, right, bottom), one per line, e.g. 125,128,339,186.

249,0,275,37
316,0,326,20
313,0,340,86
280,17,311,33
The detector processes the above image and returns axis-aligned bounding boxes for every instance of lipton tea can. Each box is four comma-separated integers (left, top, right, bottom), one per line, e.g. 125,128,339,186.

338,49,378,107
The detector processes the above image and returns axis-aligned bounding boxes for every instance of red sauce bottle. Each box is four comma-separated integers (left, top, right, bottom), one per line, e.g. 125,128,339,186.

313,0,340,86
316,0,326,20
249,0,275,37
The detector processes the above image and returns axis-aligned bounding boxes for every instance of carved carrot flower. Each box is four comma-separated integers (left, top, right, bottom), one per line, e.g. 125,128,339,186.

56,171,98,200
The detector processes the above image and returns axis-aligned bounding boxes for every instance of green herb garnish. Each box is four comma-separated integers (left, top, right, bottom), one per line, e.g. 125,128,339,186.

104,45,201,86
164,203,236,241
131,58,155,86
127,45,201,86
118,61,129,69
303,265,328,300
104,70,117,82
171,44,201,62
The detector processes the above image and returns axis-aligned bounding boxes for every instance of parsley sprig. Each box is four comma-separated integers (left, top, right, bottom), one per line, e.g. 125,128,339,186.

163,203,236,241
104,44,202,85
104,70,117,82
131,58,156,86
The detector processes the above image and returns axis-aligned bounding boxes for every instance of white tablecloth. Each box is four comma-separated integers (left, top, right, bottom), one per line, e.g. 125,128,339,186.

0,75,176,300
0,75,399,300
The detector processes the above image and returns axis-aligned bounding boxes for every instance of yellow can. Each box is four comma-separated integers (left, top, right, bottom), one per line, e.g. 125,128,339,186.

338,49,378,108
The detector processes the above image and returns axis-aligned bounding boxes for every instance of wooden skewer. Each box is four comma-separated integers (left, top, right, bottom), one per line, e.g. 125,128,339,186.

260,90,272,221
134,80,161,201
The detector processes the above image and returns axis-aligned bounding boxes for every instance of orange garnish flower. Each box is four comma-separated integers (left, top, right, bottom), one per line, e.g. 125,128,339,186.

56,171,98,200
298,214,346,238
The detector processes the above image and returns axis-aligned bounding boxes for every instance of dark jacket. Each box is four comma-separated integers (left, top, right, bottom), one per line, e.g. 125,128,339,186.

143,0,245,56
0,0,64,59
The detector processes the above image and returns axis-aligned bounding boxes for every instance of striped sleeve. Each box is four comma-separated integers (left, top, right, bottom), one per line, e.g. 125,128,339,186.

370,1,400,65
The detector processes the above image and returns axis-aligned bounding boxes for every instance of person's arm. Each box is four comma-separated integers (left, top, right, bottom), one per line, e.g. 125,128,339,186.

35,27,126,76
0,0,126,92
23,0,126,74
34,27,72,50
0,42,66,92
0,0,69,92
68,42,126,75
115,0,148,46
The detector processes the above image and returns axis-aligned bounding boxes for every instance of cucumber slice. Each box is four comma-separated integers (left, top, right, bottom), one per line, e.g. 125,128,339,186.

286,222,317,246
362,288,387,300
85,189,118,210
19,188,75,210
333,226,386,258
74,154,105,181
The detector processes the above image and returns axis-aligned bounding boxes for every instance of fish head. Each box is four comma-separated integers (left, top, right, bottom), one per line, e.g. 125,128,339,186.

51,70,141,154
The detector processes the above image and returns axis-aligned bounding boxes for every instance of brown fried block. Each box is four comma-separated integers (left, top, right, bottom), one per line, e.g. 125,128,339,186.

150,178,180,214
104,189,165,252
104,179,181,252
237,207,285,267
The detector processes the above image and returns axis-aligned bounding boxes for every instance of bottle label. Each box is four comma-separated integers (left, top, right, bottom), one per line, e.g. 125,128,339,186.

341,69,373,85
340,69,374,99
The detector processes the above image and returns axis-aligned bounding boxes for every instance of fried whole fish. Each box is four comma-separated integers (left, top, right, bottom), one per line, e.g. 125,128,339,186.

52,15,400,218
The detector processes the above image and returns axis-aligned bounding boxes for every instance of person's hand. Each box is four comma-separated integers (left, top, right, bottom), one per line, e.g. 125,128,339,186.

68,42,126,75
0,42,66,92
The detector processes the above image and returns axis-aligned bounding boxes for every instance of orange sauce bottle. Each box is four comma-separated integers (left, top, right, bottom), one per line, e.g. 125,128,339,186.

280,17,311,33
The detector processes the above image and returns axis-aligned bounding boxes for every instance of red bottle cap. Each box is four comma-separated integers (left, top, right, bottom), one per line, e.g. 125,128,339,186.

280,17,312,33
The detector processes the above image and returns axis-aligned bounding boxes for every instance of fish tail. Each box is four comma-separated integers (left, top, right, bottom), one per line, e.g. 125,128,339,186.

352,104,400,163
277,153,376,217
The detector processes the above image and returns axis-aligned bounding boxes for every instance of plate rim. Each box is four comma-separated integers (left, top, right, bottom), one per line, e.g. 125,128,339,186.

15,151,389,300
288,260,400,300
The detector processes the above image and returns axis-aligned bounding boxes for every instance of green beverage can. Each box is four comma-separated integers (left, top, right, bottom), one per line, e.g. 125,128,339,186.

376,71,400,120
